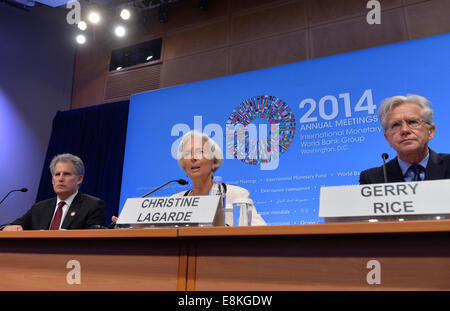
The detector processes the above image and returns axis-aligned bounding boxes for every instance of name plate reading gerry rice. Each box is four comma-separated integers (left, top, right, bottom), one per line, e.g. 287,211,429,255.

319,179,450,222
117,195,221,227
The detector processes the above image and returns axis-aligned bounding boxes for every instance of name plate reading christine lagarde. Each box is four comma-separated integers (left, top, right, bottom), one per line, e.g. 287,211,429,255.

117,195,221,226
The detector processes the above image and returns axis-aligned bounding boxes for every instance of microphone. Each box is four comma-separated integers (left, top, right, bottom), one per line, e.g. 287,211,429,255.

108,179,188,229
141,179,188,198
0,188,28,206
381,153,389,183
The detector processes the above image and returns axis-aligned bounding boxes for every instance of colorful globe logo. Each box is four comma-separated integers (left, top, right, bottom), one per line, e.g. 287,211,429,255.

226,95,296,165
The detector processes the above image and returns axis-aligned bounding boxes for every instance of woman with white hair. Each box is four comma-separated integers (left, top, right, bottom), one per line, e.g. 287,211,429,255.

173,130,266,226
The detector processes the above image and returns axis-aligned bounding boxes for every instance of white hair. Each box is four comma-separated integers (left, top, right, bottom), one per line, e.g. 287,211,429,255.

378,94,434,132
177,130,224,173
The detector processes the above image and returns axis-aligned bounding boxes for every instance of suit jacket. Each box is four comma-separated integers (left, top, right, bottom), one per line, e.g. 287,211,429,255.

3,192,106,230
359,149,450,184
173,184,267,226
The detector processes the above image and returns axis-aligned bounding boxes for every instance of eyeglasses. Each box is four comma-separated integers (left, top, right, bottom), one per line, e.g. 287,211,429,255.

387,118,429,133
182,148,204,159
182,147,216,160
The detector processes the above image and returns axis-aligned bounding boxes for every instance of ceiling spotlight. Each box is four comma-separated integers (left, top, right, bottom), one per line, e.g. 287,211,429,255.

76,34,86,45
77,21,87,31
88,11,101,24
120,9,131,20
114,25,126,37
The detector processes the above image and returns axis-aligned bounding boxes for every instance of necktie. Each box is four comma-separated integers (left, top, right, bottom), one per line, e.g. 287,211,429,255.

50,201,66,230
408,164,424,181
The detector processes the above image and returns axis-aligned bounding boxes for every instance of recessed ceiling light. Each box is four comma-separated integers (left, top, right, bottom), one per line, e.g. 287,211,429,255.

78,21,87,31
114,25,126,37
120,9,131,20
76,34,86,44
88,11,101,24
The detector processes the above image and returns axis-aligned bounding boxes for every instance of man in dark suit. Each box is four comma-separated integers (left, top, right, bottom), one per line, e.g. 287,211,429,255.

1,153,106,231
360,94,450,184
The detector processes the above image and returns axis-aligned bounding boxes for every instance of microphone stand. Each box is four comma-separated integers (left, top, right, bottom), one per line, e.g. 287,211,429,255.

382,153,389,183
109,179,188,229
141,180,185,198
0,188,28,206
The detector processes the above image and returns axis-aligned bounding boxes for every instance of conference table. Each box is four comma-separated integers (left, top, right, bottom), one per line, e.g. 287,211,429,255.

0,220,449,291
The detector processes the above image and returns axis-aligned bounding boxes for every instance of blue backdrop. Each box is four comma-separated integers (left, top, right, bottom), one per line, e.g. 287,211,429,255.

119,33,450,225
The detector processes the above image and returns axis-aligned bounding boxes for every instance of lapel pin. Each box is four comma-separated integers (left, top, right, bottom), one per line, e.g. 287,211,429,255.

70,211,76,217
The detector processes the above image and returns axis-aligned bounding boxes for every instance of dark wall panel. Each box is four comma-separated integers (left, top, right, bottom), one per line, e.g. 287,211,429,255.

310,9,407,59
406,0,450,39
161,49,228,87
231,30,308,74
308,0,402,25
105,64,162,102
231,1,308,44
165,20,229,60
70,0,450,109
